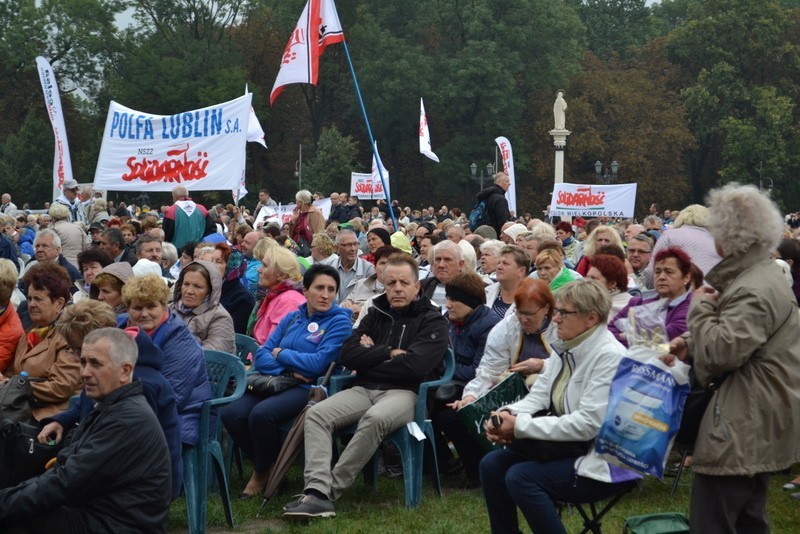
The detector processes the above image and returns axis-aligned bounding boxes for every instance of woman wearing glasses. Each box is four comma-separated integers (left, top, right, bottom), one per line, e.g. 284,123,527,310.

437,278,556,487
481,279,640,534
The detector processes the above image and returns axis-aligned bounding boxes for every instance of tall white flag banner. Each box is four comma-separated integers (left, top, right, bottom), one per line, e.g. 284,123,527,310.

36,57,74,201
247,104,267,149
371,141,390,199
419,98,439,162
549,183,638,218
94,94,251,192
270,0,345,105
495,136,517,216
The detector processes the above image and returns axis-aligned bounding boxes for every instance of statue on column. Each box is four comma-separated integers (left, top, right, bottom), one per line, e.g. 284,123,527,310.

553,91,567,130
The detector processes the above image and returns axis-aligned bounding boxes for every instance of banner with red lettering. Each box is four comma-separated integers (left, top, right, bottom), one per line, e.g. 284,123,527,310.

549,183,637,218
350,171,388,200
93,94,251,192
495,136,517,216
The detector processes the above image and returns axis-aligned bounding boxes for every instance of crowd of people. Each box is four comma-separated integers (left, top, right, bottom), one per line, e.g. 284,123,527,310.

0,175,799,533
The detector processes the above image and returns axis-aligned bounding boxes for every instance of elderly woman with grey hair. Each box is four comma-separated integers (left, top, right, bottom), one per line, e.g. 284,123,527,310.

667,184,800,533
480,279,639,533
648,204,722,277
290,190,325,254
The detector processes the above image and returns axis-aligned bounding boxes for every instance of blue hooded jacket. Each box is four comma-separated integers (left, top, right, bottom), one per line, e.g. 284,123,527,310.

118,311,212,445
254,303,352,383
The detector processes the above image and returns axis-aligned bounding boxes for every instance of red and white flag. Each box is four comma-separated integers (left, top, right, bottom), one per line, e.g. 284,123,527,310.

419,98,439,162
270,0,344,105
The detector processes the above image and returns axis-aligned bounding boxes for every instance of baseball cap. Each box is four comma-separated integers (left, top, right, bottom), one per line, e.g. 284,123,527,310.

62,179,79,190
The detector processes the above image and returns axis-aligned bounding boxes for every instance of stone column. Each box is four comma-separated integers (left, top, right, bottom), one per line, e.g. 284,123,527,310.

549,128,571,221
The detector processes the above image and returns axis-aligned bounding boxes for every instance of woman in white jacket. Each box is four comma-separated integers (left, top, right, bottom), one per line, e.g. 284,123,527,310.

480,279,640,534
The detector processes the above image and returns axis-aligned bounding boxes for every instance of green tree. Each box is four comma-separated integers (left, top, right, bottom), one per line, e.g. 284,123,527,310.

567,0,655,58
666,0,800,202
300,126,360,195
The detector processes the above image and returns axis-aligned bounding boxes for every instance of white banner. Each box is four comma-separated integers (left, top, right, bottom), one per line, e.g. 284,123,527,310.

549,183,638,218
93,94,251,192
495,136,517,216
253,198,332,229
36,57,74,200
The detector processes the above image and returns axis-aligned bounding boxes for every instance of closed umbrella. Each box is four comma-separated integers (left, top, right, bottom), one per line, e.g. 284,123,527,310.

257,362,337,516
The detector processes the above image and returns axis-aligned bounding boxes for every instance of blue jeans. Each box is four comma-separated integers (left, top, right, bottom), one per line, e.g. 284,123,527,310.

221,387,310,472
479,448,636,534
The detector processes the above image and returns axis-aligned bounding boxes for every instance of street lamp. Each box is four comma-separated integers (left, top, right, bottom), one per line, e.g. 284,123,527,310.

594,160,619,184
470,162,495,190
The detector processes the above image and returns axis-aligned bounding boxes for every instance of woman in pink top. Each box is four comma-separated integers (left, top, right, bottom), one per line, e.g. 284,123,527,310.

251,246,306,345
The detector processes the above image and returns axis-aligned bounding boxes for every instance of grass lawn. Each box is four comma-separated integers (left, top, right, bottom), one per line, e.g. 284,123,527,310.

167,460,800,533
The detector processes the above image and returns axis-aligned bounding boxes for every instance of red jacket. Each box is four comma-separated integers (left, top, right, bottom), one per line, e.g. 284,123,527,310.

0,305,23,373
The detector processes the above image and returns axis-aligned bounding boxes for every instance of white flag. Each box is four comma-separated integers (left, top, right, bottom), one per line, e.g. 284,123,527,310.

36,57,74,200
270,0,344,105
371,141,390,200
419,98,439,162
245,85,267,148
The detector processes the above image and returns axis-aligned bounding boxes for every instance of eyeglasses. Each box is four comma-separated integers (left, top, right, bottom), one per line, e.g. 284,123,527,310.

514,307,544,320
553,308,580,318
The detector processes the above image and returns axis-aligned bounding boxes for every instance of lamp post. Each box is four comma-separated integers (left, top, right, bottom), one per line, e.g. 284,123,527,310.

594,160,619,184
470,162,495,191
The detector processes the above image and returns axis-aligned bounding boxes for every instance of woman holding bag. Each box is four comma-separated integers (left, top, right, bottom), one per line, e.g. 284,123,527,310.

480,279,640,534
668,184,800,532
221,264,352,499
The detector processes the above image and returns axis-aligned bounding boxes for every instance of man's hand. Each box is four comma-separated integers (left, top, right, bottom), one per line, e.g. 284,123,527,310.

485,411,516,445
389,349,407,359
37,422,64,444
360,334,374,347
448,395,477,410
668,336,689,362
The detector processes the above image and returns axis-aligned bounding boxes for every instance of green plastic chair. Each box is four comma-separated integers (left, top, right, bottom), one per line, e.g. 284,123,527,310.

328,347,455,508
234,333,259,366
183,350,245,534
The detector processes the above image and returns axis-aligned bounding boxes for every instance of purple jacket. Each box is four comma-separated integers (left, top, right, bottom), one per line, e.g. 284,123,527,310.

607,292,692,347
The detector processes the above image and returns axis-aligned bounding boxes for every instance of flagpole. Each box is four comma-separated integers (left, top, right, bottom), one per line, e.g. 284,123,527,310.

340,39,398,230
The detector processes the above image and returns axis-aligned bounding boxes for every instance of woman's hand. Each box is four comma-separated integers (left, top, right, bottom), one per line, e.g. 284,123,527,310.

509,358,544,376
272,347,283,358
484,410,516,445
290,372,313,384
668,336,689,362
37,422,64,445
448,395,477,410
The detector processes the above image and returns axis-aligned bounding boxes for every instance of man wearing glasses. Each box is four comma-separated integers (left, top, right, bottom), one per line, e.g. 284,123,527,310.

627,233,654,290
331,229,374,303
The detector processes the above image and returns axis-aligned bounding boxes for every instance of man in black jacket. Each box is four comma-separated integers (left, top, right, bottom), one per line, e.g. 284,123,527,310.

283,256,448,519
0,328,172,533
474,172,511,236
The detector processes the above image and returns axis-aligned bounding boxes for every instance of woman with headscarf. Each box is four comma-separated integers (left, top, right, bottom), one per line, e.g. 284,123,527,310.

170,260,235,353
360,227,392,266
208,242,255,335
89,262,134,315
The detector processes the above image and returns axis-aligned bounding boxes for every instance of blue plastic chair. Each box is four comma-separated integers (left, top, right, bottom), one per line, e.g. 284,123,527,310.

183,350,246,534
234,333,259,366
328,347,455,508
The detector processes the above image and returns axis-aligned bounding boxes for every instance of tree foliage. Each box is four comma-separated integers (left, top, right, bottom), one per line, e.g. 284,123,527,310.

3,0,800,216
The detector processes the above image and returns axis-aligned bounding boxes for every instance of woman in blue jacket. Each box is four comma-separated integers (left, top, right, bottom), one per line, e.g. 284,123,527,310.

222,264,352,499
118,273,212,447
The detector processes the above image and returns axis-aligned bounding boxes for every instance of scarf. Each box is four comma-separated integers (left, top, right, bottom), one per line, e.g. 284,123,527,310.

257,279,298,316
143,311,170,337
224,249,246,282
26,325,53,351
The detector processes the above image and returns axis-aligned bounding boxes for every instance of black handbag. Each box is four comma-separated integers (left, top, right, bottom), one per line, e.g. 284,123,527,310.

0,420,65,488
506,408,593,463
0,373,42,423
246,373,302,397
